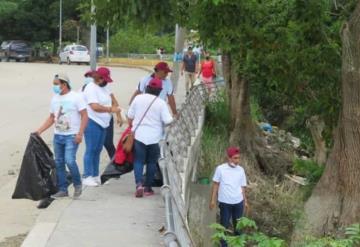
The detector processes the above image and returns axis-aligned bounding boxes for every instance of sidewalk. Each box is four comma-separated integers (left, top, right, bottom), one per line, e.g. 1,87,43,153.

21,72,187,247
22,174,165,247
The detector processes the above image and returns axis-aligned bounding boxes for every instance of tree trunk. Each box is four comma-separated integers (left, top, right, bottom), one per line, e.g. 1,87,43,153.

306,115,327,165
295,3,360,238
222,53,292,176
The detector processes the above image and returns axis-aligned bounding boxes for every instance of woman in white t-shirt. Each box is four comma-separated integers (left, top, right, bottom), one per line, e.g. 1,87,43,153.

210,147,249,247
82,67,120,186
127,77,173,198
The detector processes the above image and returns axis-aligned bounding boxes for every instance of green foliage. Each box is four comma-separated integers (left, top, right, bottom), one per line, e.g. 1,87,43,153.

250,96,264,122
200,90,230,178
0,0,81,43
212,218,360,247
299,224,360,247
293,159,324,199
110,26,174,54
293,159,324,184
211,217,286,247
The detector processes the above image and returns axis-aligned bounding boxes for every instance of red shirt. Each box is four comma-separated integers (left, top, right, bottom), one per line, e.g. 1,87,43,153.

201,60,215,78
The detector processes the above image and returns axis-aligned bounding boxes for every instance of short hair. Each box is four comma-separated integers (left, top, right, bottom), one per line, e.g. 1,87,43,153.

145,86,161,96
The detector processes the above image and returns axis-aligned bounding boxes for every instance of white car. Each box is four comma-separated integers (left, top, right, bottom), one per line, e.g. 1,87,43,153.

59,45,90,65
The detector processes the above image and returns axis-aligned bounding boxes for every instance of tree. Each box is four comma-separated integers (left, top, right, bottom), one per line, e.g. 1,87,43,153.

0,0,81,44
296,0,360,237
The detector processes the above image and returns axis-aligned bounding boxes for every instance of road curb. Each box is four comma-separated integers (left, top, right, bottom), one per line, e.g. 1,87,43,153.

21,223,56,247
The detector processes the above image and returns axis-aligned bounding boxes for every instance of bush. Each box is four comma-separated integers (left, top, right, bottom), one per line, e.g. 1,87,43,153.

296,224,360,247
211,217,286,247
293,159,324,184
110,27,174,54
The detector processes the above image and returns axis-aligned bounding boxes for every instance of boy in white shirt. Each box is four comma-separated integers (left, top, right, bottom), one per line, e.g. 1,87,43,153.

210,147,249,247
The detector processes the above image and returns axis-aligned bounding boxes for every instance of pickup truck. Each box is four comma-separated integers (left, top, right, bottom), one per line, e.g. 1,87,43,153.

0,40,32,62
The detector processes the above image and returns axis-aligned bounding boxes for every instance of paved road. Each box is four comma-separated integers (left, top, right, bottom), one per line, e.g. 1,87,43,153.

0,62,186,245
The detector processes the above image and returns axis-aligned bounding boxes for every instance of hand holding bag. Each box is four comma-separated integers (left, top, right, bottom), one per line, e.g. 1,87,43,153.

123,96,158,153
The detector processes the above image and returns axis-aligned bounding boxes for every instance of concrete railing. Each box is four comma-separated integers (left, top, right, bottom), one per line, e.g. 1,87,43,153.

159,82,222,247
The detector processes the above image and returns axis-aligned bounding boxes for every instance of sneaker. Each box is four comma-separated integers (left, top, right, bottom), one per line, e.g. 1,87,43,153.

135,185,144,198
93,176,101,185
51,190,68,199
82,177,98,187
73,185,82,198
144,187,154,196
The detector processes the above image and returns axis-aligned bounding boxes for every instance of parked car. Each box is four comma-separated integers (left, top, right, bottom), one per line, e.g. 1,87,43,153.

59,44,90,65
0,40,32,62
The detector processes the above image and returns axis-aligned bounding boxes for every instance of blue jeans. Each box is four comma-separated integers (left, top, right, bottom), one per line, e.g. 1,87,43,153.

53,134,81,192
104,116,116,159
83,119,106,178
133,140,160,188
219,201,244,247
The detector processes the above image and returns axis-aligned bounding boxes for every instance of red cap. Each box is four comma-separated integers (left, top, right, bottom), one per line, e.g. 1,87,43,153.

155,62,173,72
84,70,95,77
148,77,163,89
227,147,240,158
95,67,113,82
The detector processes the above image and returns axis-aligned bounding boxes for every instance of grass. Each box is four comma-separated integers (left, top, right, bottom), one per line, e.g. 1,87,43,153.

198,90,230,179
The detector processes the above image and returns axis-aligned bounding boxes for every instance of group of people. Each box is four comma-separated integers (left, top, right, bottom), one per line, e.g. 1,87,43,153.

34,58,246,246
36,61,176,199
181,46,217,95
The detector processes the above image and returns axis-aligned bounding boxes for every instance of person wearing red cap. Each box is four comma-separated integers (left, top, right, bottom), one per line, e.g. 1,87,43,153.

209,147,248,247
82,67,121,186
82,68,123,163
129,62,178,118
127,77,173,198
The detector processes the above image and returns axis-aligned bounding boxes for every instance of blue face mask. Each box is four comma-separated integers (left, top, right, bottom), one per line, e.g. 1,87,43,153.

53,85,62,94
84,77,93,85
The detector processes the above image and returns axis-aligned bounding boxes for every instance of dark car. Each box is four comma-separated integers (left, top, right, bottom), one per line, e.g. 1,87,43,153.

0,40,32,62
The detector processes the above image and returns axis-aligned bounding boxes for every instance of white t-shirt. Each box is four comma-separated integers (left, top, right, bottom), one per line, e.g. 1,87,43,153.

83,82,112,128
50,91,86,135
212,163,247,204
127,94,173,145
137,75,173,101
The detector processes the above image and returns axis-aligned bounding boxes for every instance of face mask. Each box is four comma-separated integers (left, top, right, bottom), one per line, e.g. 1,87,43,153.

53,85,62,94
84,77,93,85
99,81,108,87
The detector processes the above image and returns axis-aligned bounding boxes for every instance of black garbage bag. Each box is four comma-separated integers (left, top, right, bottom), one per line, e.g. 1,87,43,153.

151,163,163,187
37,171,72,209
12,133,58,201
100,161,133,184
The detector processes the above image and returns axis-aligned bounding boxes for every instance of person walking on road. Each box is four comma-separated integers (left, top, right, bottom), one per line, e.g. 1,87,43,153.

127,77,173,198
36,73,88,198
82,67,121,186
181,46,198,95
209,147,249,247
198,52,216,94
129,62,178,118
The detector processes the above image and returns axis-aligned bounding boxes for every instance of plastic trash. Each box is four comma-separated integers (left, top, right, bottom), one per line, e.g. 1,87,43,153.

147,163,163,187
260,122,273,133
100,161,133,184
12,133,58,201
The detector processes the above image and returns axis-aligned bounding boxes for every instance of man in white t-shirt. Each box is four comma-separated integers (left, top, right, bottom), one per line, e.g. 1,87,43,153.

127,77,173,198
210,147,249,247
129,62,178,118
36,73,88,199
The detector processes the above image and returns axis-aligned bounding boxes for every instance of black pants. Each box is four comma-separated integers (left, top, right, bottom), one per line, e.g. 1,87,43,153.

104,117,116,159
219,201,244,247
